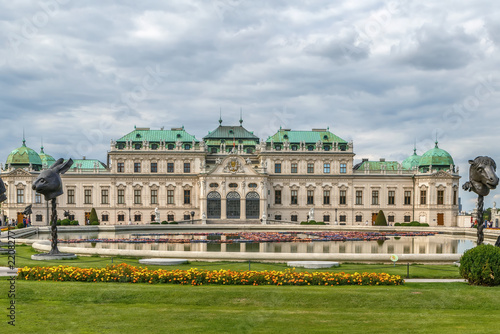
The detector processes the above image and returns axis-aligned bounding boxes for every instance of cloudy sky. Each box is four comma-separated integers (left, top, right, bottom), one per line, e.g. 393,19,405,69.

1,0,500,210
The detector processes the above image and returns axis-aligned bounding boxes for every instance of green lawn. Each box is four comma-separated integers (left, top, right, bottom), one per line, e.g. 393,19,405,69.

0,279,499,333
1,245,461,279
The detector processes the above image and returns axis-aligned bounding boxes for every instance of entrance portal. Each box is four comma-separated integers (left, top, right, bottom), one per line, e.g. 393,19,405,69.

226,191,240,219
207,191,221,219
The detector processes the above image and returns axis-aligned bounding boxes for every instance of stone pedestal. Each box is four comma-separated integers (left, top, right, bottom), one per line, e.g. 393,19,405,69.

32,253,77,261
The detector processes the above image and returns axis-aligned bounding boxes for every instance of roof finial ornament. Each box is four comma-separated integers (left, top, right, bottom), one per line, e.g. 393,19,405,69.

435,132,438,148
219,108,223,125
22,128,26,146
239,108,243,126
414,139,417,155
41,137,44,153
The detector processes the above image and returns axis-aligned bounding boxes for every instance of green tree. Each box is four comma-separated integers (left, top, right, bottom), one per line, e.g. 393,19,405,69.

374,210,387,226
89,208,99,224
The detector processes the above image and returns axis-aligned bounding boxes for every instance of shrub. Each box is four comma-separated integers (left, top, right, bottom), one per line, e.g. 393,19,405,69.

89,208,99,225
169,221,178,224
409,221,420,226
460,244,500,286
56,219,62,225
151,222,160,224
70,220,79,225
420,223,429,227
17,222,24,229
374,210,387,226
161,221,168,224
61,219,71,226
394,222,401,226
90,221,100,225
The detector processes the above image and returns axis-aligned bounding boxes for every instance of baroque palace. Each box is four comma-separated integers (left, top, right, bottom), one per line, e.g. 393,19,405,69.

1,117,460,226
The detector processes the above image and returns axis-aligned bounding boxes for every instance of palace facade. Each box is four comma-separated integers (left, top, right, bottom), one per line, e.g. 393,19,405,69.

1,118,460,226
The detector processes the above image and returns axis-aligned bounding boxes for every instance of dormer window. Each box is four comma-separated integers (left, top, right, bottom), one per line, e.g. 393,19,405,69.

168,144,174,150
307,145,314,151
136,134,141,138
283,134,288,139
134,143,141,150
291,145,298,151
324,145,330,151
275,145,281,151
151,144,158,150
176,134,181,138
184,144,191,150
323,135,328,140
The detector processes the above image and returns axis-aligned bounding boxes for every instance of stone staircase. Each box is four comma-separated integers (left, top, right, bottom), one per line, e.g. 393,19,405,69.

206,219,262,225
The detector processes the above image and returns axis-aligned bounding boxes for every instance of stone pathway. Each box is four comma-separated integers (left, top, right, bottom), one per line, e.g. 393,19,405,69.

0,267,18,277
405,278,467,283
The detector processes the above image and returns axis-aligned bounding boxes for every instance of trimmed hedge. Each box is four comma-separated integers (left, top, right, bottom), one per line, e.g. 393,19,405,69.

460,244,500,286
90,221,100,225
300,220,326,225
374,210,387,226
17,222,25,229
395,222,429,227
151,222,160,224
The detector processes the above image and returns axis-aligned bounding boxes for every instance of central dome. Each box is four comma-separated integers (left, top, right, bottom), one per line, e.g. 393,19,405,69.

402,148,421,170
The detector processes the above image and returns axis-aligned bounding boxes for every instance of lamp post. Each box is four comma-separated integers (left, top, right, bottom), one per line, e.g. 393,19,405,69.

190,211,195,224
128,207,132,225
334,208,338,225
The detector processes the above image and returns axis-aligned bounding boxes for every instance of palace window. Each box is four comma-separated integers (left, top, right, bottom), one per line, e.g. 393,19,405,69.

307,163,314,173
275,163,281,173
134,214,141,222
307,145,314,151
404,191,411,205
168,144,174,150
372,190,379,205
323,190,330,205
275,215,282,220
340,163,347,174
404,215,411,222
420,190,427,205
134,189,141,204
118,214,125,222
134,143,141,150
184,190,191,204
324,215,330,222
355,190,363,205
167,214,175,222
388,215,395,223
307,190,314,205
453,190,457,206
102,215,109,222
151,162,157,173
67,189,75,204
291,190,298,205
167,190,174,204
388,191,395,205
291,145,298,151
184,162,190,173
291,215,298,222
167,163,174,173
356,215,362,222
184,144,191,150
117,162,124,173
134,162,141,173
36,215,43,222
339,190,346,205
101,189,109,204
35,193,41,204
291,163,298,173
323,163,330,173
117,189,125,204
275,190,282,204
17,189,24,203
184,214,191,220
339,215,346,222
151,189,158,205
437,190,444,205
84,189,92,204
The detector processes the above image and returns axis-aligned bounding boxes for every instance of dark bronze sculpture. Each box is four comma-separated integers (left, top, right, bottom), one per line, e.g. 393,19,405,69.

22,204,32,216
32,158,73,255
0,177,6,203
463,156,499,245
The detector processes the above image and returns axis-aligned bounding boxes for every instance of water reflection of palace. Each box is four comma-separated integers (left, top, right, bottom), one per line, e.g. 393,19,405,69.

53,235,472,255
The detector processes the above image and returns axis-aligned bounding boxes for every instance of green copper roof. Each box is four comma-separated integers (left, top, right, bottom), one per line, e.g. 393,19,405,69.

266,129,347,143
68,159,107,171
356,161,401,171
402,149,421,170
6,140,42,167
204,125,259,140
39,146,56,168
116,128,198,143
419,142,454,168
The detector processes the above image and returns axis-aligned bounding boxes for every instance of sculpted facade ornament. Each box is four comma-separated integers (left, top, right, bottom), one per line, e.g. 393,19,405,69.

224,157,242,173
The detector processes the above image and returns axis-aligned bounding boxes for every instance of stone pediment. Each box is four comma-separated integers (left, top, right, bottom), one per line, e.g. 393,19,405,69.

7,168,34,177
208,155,260,176
432,170,452,178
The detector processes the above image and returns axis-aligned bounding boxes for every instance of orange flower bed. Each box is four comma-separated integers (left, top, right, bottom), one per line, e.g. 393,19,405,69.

17,264,404,286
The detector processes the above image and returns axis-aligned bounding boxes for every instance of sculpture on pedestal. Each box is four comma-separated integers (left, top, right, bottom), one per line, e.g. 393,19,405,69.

463,156,499,245
32,158,73,255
